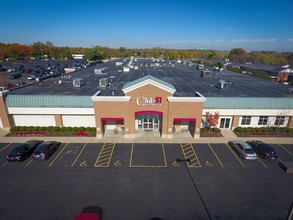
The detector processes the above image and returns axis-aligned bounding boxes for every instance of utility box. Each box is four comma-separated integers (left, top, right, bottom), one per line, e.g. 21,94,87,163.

73,78,85,87
216,80,228,89
99,78,109,88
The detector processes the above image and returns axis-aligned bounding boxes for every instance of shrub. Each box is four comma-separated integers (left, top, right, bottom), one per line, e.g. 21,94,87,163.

10,126,20,132
72,127,78,132
66,127,72,131
32,126,40,131
26,126,34,131
53,126,60,131
200,128,208,132
39,126,46,131
90,127,96,132
88,131,96,136
46,126,54,131
78,126,85,131
212,127,221,133
85,127,92,131
19,126,27,131
234,127,244,132
247,127,256,132
60,127,67,132
267,127,274,132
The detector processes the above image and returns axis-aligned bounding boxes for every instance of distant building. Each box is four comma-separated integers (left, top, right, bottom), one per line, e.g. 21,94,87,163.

72,54,85,60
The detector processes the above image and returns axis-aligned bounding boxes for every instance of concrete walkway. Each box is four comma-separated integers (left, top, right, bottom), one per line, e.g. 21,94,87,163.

0,129,292,144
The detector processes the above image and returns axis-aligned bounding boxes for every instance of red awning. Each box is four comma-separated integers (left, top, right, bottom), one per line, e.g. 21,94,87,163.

173,118,196,122
135,110,163,115
101,117,124,121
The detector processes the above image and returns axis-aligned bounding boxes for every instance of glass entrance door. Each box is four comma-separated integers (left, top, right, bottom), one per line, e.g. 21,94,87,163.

220,118,231,128
138,118,160,130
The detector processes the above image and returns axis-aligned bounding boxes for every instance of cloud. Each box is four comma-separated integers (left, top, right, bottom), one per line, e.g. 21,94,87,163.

231,38,278,43
227,27,233,32
287,38,293,42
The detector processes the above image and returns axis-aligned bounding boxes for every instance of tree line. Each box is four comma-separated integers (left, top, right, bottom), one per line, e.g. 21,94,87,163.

0,42,292,65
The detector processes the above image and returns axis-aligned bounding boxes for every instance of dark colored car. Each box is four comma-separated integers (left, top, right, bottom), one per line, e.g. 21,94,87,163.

32,141,61,160
6,140,44,162
10,72,22,79
75,206,103,220
246,140,278,159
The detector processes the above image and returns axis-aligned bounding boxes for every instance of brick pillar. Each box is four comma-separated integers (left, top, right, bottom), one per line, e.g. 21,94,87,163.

54,115,63,127
0,91,13,129
231,116,240,129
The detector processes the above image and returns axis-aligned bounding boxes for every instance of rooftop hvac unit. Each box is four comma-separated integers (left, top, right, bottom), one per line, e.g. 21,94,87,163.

200,70,211,77
216,80,228,89
73,78,85,87
99,78,109,88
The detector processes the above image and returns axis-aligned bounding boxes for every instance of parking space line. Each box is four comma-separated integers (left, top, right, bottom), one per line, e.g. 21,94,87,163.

257,158,267,168
48,143,69,168
71,143,87,167
129,143,167,168
94,143,115,167
180,143,201,168
25,159,33,167
1,161,8,167
0,143,12,152
279,144,293,156
207,144,224,167
225,143,245,168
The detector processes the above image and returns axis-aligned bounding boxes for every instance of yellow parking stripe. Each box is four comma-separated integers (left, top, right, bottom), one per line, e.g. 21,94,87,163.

0,143,12,152
129,143,134,167
225,143,245,168
208,144,224,167
48,143,69,167
1,161,8,167
279,144,293,156
180,143,201,168
25,159,33,167
94,143,115,167
71,143,87,167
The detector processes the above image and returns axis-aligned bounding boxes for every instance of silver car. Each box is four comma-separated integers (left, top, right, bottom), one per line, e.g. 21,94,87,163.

229,141,257,160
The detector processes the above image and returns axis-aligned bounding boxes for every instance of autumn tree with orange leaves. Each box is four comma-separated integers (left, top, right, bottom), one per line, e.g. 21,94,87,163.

205,112,219,132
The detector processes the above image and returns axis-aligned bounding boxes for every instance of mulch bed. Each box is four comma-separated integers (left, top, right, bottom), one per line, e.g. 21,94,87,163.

200,132,223,137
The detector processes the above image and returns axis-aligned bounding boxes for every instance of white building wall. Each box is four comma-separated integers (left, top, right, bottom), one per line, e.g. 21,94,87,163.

13,115,55,126
0,118,3,129
62,116,96,127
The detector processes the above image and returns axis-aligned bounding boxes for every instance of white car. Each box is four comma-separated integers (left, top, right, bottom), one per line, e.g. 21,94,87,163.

228,141,257,160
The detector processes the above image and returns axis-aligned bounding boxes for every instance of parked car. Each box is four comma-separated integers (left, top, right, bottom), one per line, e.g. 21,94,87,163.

27,74,44,80
75,206,103,220
10,72,22,79
228,141,257,160
246,141,278,159
6,140,44,162
32,141,61,160
7,68,16,72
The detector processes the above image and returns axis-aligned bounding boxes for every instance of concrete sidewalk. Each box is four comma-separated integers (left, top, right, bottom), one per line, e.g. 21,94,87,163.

0,129,292,144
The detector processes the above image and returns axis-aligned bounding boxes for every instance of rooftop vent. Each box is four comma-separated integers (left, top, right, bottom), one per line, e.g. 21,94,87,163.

215,80,228,89
99,78,109,88
200,70,211,77
73,78,85,88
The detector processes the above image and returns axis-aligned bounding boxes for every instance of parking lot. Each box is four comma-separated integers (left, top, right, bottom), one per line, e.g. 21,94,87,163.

0,142,292,219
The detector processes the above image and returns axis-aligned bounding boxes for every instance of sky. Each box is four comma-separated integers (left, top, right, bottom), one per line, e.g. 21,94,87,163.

1,0,293,51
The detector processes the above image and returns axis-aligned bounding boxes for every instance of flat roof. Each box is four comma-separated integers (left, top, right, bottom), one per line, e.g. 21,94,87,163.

8,58,293,98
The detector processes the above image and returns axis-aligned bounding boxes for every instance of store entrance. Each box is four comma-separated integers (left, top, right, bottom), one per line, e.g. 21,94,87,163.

138,118,160,130
135,111,162,131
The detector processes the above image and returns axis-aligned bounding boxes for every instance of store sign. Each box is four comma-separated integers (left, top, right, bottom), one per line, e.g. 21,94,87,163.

136,96,162,106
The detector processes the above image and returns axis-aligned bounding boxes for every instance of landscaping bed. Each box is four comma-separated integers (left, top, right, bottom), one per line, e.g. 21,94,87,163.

200,127,223,137
233,127,293,137
6,126,96,137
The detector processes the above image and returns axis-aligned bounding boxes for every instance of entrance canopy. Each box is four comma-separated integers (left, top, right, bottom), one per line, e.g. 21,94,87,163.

135,110,163,120
173,118,196,121
101,117,124,121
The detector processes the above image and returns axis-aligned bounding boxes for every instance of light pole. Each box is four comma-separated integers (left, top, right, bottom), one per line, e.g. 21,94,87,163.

176,159,212,220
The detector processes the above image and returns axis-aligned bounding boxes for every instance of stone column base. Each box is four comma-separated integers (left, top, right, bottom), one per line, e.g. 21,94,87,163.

96,133,103,138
